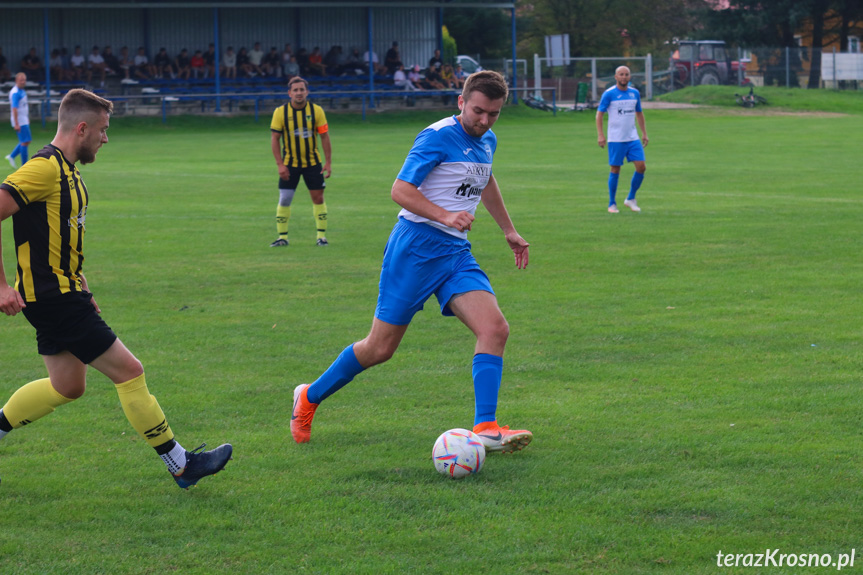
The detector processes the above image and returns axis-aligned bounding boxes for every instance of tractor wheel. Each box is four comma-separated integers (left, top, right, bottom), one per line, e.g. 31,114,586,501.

697,68,720,85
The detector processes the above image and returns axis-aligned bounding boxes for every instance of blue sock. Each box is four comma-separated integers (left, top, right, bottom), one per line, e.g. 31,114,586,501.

628,172,644,201
473,353,503,426
608,172,620,206
20,146,28,164
307,344,365,404
10,144,21,159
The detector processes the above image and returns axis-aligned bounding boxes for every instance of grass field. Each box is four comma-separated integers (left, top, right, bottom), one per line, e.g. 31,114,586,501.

2,91,863,574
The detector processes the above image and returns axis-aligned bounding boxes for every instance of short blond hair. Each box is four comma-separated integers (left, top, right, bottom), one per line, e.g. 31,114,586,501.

58,89,113,131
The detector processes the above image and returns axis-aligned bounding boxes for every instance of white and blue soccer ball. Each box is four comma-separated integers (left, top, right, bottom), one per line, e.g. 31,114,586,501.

432,428,486,479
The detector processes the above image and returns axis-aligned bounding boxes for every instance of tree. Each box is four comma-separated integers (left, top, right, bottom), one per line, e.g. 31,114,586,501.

443,8,512,60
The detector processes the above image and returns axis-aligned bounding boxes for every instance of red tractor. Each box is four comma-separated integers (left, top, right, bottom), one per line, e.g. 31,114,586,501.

672,40,748,87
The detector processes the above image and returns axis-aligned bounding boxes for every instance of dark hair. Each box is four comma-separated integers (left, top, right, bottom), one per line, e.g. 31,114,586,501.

288,76,308,89
461,70,508,103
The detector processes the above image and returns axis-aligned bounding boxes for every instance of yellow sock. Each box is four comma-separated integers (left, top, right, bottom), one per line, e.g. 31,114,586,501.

313,202,328,239
276,205,291,239
2,378,74,428
115,374,175,448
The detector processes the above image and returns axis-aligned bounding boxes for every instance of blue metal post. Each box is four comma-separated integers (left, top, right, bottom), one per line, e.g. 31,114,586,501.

43,8,51,125
367,7,375,108
511,7,518,103
214,7,221,112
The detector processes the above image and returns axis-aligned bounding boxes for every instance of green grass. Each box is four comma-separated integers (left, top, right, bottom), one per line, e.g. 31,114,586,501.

658,84,863,114
2,97,862,574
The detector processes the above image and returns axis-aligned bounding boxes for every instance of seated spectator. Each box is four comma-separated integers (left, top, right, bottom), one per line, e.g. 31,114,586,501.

454,63,468,83
0,47,10,82
152,47,171,78
428,49,443,73
70,46,86,81
423,64,446,90
408,65,426,90
263,46,281,77
236,47,252,77
281,43,293,73
283,55,300,79
174,48,191,80
441,63,462,89
190,50,206,78
102,45,120,77
344,47,362,74
363,49,386,75
307,47,326,76
49,49,68,82
222,46,237,79
295,47,310,76
204,43,217,78
87,45,107,86
21,47,44,81
133,46,156,80
393,63,418,91
247,42,264,76
384,41,400,75
118,46,134,80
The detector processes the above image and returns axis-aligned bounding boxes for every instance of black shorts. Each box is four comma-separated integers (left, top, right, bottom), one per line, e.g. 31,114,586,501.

22,291,118,364
279,164,326,191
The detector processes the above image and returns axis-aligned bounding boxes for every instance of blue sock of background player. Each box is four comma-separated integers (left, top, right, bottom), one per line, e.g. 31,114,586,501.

608,172,619,206
628,171,644,201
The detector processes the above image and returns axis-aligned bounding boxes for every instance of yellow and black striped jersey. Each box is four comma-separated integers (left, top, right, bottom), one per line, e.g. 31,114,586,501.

1,144,88,302
270,101,328,168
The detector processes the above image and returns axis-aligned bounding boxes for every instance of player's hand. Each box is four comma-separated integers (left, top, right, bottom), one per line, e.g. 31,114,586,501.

88,293,102,314
277,164,290,180
442,211,474,233
0,284,26,316
505,231,530,269
597,136,606,148
322,163,331,179
642,135,649,147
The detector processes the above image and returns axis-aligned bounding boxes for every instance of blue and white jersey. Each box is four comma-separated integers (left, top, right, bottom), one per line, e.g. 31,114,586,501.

9,85,29,128
396,116,496,239
598,85,641,143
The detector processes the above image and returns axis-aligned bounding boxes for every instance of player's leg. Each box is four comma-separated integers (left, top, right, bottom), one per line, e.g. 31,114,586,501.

90,338,232,488
607,143,625,212
624,142,646,212
306,168,328,245
448,290,532,453
272,175,297,247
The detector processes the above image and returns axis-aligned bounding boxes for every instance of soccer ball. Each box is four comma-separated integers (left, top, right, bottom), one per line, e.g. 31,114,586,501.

432,428,486,479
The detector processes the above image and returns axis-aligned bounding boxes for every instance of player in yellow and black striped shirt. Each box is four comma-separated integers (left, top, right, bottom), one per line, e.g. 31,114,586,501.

269,76,332,247
0,89,232,488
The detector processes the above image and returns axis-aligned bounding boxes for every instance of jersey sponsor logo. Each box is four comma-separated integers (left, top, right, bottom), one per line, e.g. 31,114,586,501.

68,206,87,230
617,108,636,116
464,164,491,177
455,180,484,198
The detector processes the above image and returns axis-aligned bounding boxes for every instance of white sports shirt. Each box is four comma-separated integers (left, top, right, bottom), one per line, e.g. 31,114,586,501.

598,85,642,143
9,85,29,128
396,116,496,239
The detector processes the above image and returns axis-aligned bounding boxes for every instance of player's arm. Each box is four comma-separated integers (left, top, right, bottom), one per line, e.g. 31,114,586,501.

270,130,289,180
636,111,649,147
595,110,606,148
319,131,332,178
0,187,25,315
391,178,475,232
480,175,529,270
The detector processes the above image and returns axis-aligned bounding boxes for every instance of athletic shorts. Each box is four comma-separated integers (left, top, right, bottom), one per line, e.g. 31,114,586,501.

607,140,645,166
22,291,118,364
375,217,494,326
17,125,31,144
279,165,325,191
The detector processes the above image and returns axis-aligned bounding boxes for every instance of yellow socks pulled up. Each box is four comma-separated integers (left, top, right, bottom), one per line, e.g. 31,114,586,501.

276,205,291,239
115,373,175,448
313,202,328,239
2,378,74,428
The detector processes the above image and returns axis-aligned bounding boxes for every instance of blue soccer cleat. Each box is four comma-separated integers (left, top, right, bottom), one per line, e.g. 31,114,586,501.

172,443,233,489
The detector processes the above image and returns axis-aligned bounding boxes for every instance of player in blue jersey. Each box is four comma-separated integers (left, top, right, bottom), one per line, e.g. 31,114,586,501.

291,71,533,454
596,66,649,213
5,73,31,168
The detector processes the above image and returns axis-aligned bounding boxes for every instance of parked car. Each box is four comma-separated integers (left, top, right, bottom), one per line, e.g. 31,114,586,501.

455,55,483,75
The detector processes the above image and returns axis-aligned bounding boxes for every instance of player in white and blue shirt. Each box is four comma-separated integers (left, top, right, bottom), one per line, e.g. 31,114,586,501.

290,71,533,454
596,66,649,212
6,73,31,168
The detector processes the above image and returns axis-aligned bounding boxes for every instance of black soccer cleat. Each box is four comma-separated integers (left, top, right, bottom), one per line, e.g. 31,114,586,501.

172,443,233,489
316,238,329,246
270,238,289,247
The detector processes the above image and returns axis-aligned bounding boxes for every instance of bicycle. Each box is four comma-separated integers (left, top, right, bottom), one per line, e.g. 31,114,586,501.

735,86,768,108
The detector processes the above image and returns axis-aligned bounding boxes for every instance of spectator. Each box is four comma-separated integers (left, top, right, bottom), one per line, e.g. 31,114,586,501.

344,47,362,74
70,46,86,81
0,47,10,82
248,42,264,76
363,48,385,75
428,49,443,72
454,63,468,83
307,47,326,76
20,48,43,82
222,46,237,79
283,55,300,79
152,47,171,79
263,46,281,77
118,46,134,80
102,45,120,77
281,43,293,74
441,63,462,89
384,41,401,75
407,64,425,90
190,50,206,79
393,63,418,91
323,45,341,75
87,45,107,87
174,48,191,80
203,43,217,78
236,47,252,77
295,48,310,76
423,63,446,89
132,46,155,80
49,49,68,82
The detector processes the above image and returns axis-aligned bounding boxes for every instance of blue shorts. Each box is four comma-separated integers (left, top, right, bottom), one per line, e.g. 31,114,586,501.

17,124,31,144
375,217,494,326
608,140,645,166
